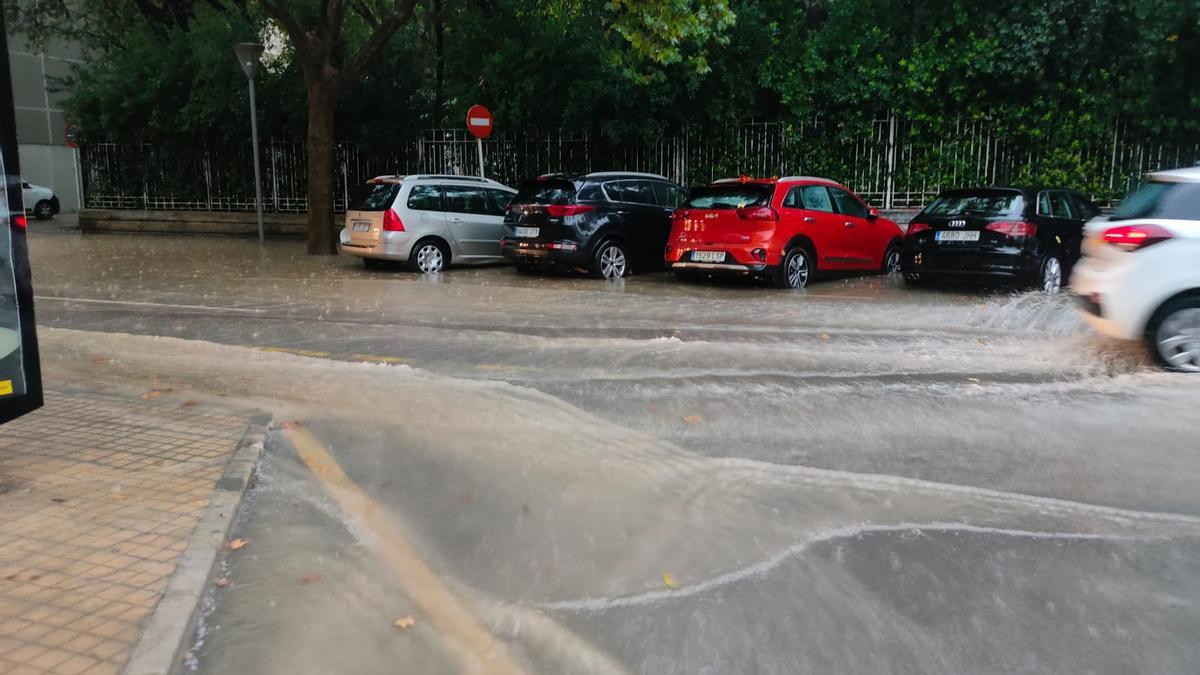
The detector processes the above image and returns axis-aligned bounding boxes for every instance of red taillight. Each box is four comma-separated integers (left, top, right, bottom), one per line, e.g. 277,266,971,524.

1102,224,1173,251
906,222,930,236
545,204,594,218
985,221,1037,238
13,214,27,230
671,208,691,221
383,210,405,232
736,206,778,221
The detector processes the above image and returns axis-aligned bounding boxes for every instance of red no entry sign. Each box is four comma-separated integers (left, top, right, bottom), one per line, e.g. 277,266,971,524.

466,105,493,139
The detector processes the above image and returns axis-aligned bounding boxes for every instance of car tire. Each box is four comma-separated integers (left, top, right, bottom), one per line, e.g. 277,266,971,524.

589,240,629,280
881,245,902,276
33,200,54,220
774,246,812,289
1037,254,1063,293
1146,296,1200,373
407,239,449,274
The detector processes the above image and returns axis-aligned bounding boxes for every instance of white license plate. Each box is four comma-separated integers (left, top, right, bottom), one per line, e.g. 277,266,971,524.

935,231,980,242
352,221,370,232
514,227,540,238
691,250,726,263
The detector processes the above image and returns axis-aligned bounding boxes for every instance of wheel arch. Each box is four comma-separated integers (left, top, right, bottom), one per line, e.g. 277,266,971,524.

409,234,452,266
782,235,817,270
1144,287,1200,336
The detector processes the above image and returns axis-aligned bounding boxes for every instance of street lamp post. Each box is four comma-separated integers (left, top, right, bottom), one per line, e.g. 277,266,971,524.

233,43,265,246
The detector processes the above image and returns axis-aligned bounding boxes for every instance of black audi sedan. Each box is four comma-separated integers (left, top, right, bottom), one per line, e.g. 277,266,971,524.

500,172,688,279
901,187,1101,291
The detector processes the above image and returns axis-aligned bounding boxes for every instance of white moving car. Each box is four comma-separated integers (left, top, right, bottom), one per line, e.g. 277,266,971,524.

21,181,59,220
1071,167,1200,371
339,174,516,273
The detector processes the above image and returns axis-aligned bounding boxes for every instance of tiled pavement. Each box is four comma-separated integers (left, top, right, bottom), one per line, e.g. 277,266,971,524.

0,391,253,675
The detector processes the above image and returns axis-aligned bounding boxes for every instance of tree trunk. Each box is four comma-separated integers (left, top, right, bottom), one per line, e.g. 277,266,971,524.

432,0,445,128
305,74,338,255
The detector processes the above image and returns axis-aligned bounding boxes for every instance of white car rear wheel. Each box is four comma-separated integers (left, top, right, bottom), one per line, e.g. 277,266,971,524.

1148,297,1200,373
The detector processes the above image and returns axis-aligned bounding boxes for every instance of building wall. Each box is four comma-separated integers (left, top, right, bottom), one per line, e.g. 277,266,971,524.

7,32,84,213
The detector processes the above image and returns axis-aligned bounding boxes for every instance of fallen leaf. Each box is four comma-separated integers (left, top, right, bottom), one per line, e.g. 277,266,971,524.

662,572,678,589
301,573,322,584
141,390,161,400
281,420,301,430
967,377,981,384
682,415,703,424
394,615,416,629
227,538,249,550
113,494,128,502
819,333,831,341
191,499,207,507
214,577,230,588
93,357,108,364
181,400,199,408
646,404,657,412
977,338,988,346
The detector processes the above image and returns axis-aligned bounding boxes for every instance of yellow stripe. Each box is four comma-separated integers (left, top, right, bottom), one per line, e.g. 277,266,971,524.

255,346,332,358
284,425,529,675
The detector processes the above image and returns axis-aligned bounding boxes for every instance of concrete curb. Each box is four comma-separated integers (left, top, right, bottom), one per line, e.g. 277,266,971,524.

121,414,272,675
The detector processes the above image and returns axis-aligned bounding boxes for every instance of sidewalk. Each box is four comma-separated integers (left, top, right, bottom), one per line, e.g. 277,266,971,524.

0,389,261,675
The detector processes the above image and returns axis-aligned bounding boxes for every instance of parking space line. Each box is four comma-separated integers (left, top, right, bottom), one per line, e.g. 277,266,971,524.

350,353,410,364
283,424,530,675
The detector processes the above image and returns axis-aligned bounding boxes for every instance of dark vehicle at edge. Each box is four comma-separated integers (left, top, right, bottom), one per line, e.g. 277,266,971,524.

500,172,688,279
901,187,1100,291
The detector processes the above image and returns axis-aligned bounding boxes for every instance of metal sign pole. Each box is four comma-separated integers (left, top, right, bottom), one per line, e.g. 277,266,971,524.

477,137,485,178
248,78,265,246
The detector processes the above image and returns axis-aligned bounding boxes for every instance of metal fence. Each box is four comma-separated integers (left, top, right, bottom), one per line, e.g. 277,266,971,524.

81,116,1200,212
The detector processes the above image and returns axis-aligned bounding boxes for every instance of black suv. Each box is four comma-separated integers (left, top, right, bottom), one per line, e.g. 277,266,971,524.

902,187,1101,292
500,172,688,279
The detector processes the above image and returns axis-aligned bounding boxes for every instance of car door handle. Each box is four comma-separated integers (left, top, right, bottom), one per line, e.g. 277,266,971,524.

844,221,856,228
450,217,464,223
804,217,817,223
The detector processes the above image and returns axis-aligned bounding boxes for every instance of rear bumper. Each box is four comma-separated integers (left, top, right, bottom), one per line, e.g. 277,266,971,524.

500,239,588,267
338,229,415,261
901,244,1039,282
666,245,774,277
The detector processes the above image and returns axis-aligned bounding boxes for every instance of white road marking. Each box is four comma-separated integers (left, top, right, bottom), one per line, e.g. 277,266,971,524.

36,295,265,314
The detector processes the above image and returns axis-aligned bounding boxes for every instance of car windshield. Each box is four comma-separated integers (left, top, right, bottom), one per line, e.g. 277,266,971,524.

685,184,774,209
512,179,577,205
1112,180,1200,220
922,191,1025,217
348,182,400,211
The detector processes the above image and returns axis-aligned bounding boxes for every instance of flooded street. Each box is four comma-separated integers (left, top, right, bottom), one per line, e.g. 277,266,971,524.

28,231,1200,674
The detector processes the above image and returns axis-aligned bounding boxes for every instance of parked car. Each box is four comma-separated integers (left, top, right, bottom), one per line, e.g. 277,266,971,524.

901,187,1100,292
665,176,903,289
339,174,516,273
21,181,59,220
1071,167,1200,371
500,172,688,279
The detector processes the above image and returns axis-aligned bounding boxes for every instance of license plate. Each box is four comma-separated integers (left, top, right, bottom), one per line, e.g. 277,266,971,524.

352,221,370,232
691,250,725,263
515,227,540,238
935,231,980,242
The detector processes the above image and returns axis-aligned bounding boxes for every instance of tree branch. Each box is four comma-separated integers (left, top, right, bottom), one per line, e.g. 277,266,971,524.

347,0,379,28
340,0,420,85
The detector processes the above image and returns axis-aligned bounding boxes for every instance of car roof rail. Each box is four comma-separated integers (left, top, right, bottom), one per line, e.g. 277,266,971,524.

410,174,491,183
585,171,669,181
777,175,836,184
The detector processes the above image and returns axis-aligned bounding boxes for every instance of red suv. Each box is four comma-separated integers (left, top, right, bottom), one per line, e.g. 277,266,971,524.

665,177,905,288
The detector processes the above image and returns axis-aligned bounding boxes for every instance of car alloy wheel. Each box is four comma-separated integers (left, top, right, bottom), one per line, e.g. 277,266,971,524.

783,248,810,289
414,243,445,273
1154,306,1200,373
598,243,627,280
33,200,54,220
1041,256,1062,293
884,248,902,275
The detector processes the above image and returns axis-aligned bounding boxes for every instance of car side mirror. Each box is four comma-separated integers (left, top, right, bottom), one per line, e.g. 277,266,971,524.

867,207,880,221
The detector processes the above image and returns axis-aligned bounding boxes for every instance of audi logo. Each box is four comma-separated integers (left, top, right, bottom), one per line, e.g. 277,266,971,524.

948,219,967,228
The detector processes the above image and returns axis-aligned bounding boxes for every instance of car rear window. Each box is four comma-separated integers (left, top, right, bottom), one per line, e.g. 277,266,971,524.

349,183,400,211
685,184,774,209
1112,180,1200,220
922,191,1025,218
512,180,577,205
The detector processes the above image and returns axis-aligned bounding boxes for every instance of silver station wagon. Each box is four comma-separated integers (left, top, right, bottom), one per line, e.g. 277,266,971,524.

339,174,517,273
